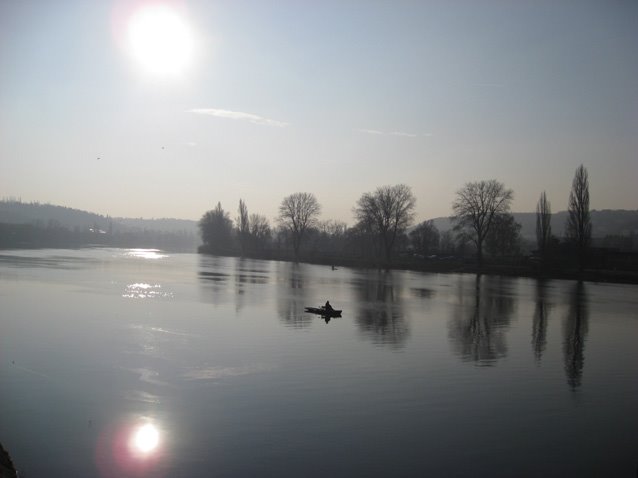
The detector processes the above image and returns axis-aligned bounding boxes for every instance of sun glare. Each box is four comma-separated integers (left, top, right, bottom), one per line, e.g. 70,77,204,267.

132,423,160,454
127,4,194,77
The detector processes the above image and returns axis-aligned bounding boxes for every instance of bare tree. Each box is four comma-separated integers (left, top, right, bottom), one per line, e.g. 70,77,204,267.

409,220,440,256
249,213,271,250
278,192,321,259
536,191,552,258
354,184,416,263
237,199,250,254
318,219,348,237
485,213,521,257
566,165,591,270
452,179,513,267
314,219,349,254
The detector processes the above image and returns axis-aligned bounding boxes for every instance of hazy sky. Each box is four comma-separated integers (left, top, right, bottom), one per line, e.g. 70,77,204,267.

1,0,636,224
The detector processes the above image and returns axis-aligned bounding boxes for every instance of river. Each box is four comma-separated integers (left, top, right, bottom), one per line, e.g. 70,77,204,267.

0,248,637,477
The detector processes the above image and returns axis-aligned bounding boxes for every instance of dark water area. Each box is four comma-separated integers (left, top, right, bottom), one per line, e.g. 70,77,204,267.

0,248,637,477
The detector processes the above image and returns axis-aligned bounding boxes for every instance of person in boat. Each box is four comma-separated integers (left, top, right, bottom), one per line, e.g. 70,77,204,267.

324,300,334,312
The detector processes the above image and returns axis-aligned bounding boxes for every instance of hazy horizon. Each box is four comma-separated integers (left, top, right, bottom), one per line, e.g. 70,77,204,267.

3,196,638,226
1,1,637,224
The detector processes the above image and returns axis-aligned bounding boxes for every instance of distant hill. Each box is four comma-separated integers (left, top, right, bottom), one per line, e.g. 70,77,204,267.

0,200,112,230
429,210,638,240
0,200,198,235
0,200,200,250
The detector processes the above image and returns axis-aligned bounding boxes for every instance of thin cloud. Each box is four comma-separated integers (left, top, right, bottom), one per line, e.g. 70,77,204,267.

187,108,289,127
357,128,417,137
389,131,417,138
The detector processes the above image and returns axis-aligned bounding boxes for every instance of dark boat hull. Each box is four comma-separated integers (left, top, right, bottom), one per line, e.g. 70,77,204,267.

304,307,342,317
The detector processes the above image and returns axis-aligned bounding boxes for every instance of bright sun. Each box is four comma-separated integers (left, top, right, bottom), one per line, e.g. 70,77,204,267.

127,4,194,77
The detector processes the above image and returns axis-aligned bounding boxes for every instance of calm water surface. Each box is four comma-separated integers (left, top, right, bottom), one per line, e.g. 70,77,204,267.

0,248,637,477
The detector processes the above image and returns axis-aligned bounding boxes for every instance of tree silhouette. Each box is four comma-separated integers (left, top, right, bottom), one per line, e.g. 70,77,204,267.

249,213,271,250
485,213,521,257
566,165,591,271
237,199,250,255
313,220,348,254
199,202,233,253
278,192,321,259
452,179,513,267
409,220,440,256
535,191,552,261
354,184,416,264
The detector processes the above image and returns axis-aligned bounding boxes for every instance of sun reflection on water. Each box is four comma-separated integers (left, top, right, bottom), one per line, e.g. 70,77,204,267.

131,423,160,454
123,283,173,299
96,418,166,477
126,249,169,260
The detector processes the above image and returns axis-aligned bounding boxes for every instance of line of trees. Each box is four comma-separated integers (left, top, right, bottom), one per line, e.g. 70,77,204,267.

529,164,593,271
199,185,417,265
200,165,625,274
449,164,594,270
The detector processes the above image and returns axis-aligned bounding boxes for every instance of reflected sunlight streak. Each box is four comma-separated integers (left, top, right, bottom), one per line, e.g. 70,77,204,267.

126,249,169,260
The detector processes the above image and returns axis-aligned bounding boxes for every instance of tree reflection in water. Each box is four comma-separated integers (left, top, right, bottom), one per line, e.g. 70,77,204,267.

234,257,246,313
352,269,408,348
277,262,312,328
532,279,551,362
234,257,270,313
563,281,589,389
197,255,231,306
449,274,515,365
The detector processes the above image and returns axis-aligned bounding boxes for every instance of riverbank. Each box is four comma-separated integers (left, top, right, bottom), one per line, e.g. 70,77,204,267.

2,244,635,284
198,246,638,285
308,256,638,285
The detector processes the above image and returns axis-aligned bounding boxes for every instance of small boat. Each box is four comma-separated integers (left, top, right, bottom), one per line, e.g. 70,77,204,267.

304,306,342,317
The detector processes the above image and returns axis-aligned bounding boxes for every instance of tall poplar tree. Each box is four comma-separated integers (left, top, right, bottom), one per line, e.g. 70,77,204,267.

565,165,591,270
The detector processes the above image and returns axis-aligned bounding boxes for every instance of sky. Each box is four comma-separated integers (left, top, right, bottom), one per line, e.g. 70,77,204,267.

1,0,636,224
